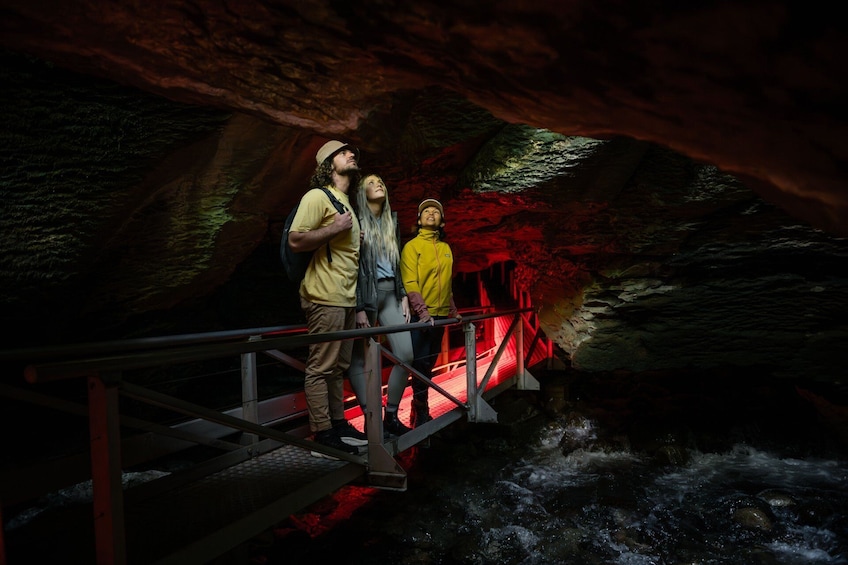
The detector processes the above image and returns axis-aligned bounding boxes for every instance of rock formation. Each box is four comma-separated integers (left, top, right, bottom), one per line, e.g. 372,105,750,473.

1,1,846,386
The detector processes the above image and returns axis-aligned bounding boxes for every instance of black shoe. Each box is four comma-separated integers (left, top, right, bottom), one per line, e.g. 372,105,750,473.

411,401,432,428
331,419,368,446
384,410,412,436
311,428,360,459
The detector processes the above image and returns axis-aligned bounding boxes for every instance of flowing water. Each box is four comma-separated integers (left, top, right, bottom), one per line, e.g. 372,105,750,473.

257,371,848,565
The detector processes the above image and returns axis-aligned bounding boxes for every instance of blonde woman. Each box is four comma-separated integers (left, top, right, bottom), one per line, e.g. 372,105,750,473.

348,174,415,436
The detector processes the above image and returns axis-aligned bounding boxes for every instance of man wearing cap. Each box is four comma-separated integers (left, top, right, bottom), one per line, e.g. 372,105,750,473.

400,198,462,427
289,139,366,457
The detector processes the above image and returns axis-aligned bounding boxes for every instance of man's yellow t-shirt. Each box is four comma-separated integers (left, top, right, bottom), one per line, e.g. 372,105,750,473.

291,186,360,307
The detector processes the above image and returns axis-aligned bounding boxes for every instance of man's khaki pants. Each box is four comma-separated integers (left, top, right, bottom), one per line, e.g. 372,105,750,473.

301,298,355,433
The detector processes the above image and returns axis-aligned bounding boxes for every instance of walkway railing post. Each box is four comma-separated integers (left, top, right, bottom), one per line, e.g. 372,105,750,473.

240,349,260,446
516,310,526,386
465,321,479,421
88,371,127,565
364,339,407,491
465,321,498,423
240,335,264,445
363,337,382,445
516,301,540,391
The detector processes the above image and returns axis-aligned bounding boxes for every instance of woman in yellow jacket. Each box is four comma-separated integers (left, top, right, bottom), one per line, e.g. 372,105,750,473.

400,198,461,427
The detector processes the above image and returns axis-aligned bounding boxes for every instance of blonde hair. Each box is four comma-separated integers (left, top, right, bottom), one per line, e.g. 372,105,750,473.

356,175,400,265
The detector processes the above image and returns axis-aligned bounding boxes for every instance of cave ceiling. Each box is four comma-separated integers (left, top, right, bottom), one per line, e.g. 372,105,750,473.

1,0,847,382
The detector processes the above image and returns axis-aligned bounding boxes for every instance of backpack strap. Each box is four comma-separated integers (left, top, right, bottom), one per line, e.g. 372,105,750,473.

318,187,349,263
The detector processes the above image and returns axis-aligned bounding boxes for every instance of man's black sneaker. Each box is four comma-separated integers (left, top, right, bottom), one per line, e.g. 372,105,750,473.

310,428,360,460
331,419,368,446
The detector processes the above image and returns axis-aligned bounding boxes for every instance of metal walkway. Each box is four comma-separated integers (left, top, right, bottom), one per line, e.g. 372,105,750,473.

1,306,553,564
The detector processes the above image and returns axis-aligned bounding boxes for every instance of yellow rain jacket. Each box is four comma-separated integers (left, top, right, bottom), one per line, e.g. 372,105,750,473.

400,228,456,317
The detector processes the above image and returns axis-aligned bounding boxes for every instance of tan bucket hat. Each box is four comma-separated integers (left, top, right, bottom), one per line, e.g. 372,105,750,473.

315,140,359,165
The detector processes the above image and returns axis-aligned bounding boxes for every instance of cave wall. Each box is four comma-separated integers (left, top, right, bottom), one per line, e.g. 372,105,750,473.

1,1,847,386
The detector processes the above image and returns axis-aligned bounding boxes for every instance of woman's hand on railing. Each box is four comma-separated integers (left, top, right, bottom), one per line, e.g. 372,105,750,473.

356,311,371,329
401,296,411,323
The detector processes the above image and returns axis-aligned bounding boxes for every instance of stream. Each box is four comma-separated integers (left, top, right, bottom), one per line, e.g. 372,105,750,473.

255,369,848,565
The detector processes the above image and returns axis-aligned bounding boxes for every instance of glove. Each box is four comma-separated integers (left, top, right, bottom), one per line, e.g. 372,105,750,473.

407,292,432,324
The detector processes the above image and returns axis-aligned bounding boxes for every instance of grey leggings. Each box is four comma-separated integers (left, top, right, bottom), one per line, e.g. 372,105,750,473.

348,280,415,412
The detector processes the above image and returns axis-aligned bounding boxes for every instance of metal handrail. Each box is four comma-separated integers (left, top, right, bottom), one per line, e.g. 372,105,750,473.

0,324,307,362
23,308,530,383
0,304,502,363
